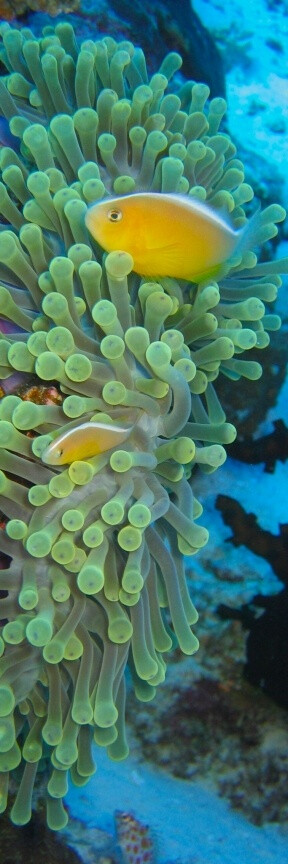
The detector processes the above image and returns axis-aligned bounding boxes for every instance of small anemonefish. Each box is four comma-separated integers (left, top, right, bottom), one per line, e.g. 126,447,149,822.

85,192,250,281
42,421,131,465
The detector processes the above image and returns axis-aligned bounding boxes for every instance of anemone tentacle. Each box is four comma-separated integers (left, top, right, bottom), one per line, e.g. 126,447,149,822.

0,22,286,829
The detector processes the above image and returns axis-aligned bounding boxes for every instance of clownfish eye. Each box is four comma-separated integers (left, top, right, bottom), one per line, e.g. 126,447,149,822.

108,208,122,222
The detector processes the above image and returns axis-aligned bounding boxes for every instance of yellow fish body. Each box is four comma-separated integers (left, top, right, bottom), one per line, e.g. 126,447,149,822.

42,421,131,466
85,192,242,281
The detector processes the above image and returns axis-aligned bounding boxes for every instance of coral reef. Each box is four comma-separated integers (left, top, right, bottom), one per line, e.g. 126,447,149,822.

0,0,79,21
30,0,225,99
0,20,286,829
131,665,288,826
129,614,288,826
0,807,83,864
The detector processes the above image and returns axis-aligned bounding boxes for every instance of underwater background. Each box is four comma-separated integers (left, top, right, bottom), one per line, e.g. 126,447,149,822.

0,1,287,863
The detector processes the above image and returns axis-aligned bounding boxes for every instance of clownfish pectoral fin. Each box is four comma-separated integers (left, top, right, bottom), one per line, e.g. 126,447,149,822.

233,206,262,264
199,260,235,281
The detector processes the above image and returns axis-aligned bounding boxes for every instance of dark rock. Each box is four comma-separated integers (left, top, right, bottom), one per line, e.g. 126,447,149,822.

227,419,288,473
217,328,287,438
23,0,225,97
216,495,288,583
244,589,288,710
107,0,226,96
216,494,288,710
0,809,82,864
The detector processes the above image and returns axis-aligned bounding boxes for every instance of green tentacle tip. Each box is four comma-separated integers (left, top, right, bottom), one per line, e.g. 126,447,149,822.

63,395,87,417
49,473,75,498
63,635,83,660
35,351,64,381
181,630,199,655
101,499,125,525
146,341,171,369
2,619,26,644
83,178,105,202
28,485,51,506
19,588,38,612
113,175,135,195
47,770,69,800
110,450,132,473
0,741,21,772
51,536,75,565
101,334,125,360
77,564,104,594
173,437,195,463
92,299,118,329
26,616,53,647
125,326,150,354
0,686,15,717
25,530,52,558
27,332,49,358
72,700,93,726
122,567,144,593
54,738,78,769
68,550,87,577
46,326,75,358
43,639,65,664
6,519,27,540
7,342,34,373
68,461,94,485
62,509,85,531
93,725,118,747
94,700,118,728
83,522,104,548
42,293,68,320
22,736,43,764
0,715,15,753
119,588,140,606
12,401,41,430
117,525,142,551
102,380,126,405
0,395,21,421
42,719,63,746
65,353,92,382
46,797,68,831
107,613,133,644
51,567,71,603
105,250,134,278
204,444,227,467
174,358,196,381
128,503,151,528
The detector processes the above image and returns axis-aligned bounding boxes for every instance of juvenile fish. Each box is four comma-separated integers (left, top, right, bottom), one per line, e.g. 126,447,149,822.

115,810,154,864
42,421,131,465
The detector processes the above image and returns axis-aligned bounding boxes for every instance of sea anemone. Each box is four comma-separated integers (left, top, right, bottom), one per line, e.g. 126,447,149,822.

0,21,286,828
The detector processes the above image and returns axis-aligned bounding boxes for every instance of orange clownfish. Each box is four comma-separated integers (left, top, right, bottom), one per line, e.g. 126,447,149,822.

42,421,131,466
85,192,250,281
